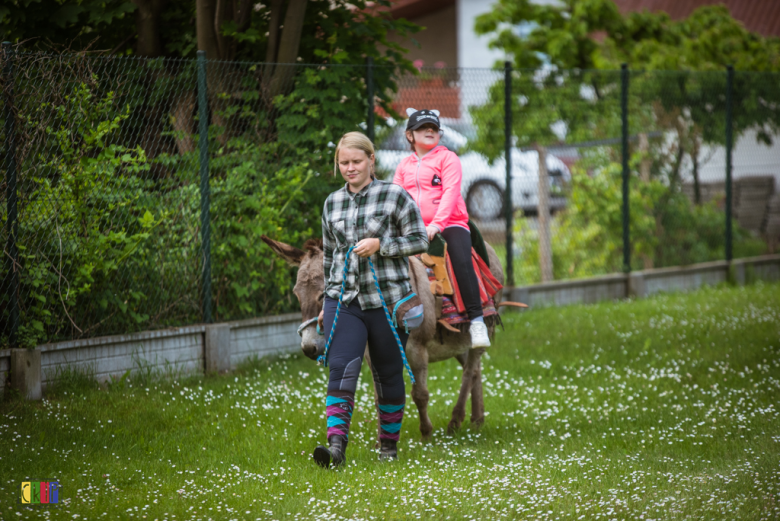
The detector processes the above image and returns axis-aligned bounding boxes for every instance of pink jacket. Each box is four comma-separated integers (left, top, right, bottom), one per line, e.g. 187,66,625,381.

392,146,470,232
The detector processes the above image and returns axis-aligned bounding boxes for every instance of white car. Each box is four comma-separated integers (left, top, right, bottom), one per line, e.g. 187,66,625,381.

375,123,571,220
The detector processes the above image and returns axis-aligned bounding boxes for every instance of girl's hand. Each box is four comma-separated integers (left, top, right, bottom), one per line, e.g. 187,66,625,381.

318,310,324,331
425,225,440,242
354,238,381,257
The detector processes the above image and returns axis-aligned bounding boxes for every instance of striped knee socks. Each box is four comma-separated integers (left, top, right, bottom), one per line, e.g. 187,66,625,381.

326,391,354,440
377,397,405,441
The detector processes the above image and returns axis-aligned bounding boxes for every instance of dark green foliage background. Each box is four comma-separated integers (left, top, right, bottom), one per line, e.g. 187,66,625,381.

0,53,410,348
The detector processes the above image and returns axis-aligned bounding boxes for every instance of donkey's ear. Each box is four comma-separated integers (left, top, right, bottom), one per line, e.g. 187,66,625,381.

261,235,307,266
303,238,323,252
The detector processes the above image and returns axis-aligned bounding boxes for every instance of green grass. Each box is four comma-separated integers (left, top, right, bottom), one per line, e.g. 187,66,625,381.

2,282,780,520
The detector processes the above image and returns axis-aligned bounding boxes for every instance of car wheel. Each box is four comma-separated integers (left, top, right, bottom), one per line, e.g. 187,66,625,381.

466,180,504,221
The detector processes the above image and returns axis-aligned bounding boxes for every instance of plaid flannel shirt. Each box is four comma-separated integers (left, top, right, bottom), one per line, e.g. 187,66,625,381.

322,179,429,310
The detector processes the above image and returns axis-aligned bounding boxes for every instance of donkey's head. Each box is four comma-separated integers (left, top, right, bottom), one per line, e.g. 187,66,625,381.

260,235,325,360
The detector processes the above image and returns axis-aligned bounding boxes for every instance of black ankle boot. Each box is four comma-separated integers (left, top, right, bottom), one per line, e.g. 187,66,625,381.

379,439,397,461
313,435,348,468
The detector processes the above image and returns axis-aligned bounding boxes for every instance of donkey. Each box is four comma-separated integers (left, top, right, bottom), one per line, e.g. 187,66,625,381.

261,235,506,438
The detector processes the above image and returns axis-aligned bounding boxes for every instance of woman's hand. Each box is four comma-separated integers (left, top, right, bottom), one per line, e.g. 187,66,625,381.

354,238,381,257
318,310,324,331
425,225,440,242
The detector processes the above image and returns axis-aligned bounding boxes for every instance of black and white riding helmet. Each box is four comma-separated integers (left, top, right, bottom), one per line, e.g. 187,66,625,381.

405,108,441,131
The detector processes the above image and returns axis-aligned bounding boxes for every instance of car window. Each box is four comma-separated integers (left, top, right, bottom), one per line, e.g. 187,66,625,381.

439,130,461,153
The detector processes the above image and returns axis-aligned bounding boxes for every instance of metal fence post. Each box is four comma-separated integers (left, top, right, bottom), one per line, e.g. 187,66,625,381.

3,42,19,346
197,50,212,324
621,63,631,274
725,65,734,263
504,61,514,287
366,56,375,144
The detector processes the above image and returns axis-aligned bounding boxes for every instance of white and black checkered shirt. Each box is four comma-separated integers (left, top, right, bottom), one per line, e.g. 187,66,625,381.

322,179,429,310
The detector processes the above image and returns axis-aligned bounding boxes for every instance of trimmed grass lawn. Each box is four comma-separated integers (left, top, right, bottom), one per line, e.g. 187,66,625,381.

1,282,779,520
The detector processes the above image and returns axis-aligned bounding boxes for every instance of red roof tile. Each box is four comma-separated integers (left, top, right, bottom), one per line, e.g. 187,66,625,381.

614,0,780,37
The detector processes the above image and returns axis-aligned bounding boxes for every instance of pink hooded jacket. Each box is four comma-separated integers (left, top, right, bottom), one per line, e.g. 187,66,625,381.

392,145,470,232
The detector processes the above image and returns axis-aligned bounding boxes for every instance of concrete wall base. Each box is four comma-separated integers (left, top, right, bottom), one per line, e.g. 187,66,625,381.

0,313,301,398
2,254,779,399
502,254,780,312
10,349,42,400
205,324,231,374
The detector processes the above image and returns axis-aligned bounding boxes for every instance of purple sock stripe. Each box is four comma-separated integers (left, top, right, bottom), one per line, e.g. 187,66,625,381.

326,392,354,440
327,427,347,438
380,411,405,423
379,432,400,441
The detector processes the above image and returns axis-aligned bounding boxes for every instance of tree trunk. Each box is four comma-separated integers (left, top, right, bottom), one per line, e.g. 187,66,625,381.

268,0,308,97
537,144,553,283
171,91,196,154
638,132,650,182
265,0,285,65
132,0,168,57
691,134,701,205
638,132,653,269
196,0,220,59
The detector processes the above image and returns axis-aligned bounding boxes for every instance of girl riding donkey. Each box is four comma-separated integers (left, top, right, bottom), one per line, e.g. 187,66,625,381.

393,109,491,348
313,131,429,468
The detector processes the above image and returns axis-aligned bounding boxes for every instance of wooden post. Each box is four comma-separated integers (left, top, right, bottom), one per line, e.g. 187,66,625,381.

11,349,42,400
537,144,553,282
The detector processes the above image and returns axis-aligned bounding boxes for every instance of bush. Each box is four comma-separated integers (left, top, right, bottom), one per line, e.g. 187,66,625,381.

512,159,766,284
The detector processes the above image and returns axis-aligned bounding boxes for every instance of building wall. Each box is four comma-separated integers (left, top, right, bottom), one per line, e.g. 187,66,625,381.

385,4,458,69
456,0,505,69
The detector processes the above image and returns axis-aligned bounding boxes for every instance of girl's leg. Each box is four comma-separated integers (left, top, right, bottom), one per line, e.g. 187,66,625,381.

441,226,483,321
365,307,408,457
316,297,367,467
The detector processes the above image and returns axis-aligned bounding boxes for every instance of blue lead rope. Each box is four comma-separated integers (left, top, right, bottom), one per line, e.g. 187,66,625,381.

317,245,416,384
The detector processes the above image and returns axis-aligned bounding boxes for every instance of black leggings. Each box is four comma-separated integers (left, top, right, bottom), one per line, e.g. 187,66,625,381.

442,226,483,320
323,296,409,400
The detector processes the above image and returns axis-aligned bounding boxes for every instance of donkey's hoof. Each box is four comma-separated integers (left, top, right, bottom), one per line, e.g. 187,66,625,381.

419,421,433,440
446,420,461,435
470,417,485,429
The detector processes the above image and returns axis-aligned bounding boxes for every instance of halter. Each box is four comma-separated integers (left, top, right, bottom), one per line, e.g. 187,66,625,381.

317,245,416,384
297,316,321,337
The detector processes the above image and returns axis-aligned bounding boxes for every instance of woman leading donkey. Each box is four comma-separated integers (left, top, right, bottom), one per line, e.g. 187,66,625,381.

313,131,429,468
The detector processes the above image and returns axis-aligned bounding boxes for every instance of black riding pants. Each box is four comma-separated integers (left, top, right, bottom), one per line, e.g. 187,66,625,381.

323,296,409,400
442,226,483,320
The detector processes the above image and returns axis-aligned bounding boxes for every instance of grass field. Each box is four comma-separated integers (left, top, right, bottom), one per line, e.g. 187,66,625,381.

1,282,779,520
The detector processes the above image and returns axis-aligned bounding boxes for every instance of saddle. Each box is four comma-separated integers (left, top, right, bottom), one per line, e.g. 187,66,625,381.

418,233,504,332
418,221,526,333
421,219,493,298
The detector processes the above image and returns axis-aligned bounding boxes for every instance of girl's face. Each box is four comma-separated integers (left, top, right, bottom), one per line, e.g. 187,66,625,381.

338,147,374,192
407,123,441,153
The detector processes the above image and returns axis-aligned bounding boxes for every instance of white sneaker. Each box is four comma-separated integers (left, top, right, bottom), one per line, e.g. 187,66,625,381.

469,321,491,348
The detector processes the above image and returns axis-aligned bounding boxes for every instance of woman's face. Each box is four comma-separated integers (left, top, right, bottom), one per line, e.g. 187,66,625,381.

338,147,374,192
407,123,441,152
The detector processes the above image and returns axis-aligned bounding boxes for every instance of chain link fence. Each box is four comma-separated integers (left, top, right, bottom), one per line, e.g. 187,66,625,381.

379,66,779,286
2,48,779,348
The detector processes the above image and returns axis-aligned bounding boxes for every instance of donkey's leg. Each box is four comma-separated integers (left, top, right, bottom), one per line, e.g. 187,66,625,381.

408,345,433,440
469,350,486,427
364,346,382,447
448,348,480,434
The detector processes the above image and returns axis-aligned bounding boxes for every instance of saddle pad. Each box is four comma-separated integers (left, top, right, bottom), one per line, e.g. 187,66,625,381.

423,247,501,325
